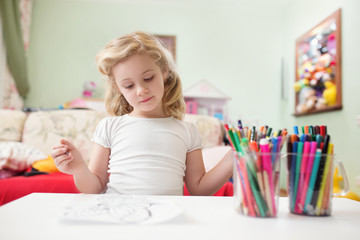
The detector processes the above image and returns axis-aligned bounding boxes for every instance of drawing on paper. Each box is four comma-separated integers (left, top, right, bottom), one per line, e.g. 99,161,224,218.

61,194,182,224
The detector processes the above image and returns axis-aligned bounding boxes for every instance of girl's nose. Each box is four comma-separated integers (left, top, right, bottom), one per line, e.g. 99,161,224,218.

137,84,149,96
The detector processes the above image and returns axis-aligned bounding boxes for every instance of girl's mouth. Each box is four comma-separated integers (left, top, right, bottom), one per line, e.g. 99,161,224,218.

140,97,152,103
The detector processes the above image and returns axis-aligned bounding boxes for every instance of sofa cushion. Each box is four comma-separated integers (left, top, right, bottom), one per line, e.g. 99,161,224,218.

0,109,27,142
0,172,80,206
0,141,47,172
0,172,233,206
184,114,224,148
22,110,109,164
183,181,233,196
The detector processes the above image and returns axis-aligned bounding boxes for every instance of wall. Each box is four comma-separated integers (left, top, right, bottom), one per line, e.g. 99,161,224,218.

27,0,287,124
26,0,359,195
281,0,360,196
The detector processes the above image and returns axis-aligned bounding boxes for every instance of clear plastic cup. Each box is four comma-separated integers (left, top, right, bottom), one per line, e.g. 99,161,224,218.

233,151,281,217
285,153,349,216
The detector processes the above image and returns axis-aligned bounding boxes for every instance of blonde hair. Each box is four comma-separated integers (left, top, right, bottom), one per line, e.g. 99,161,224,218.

96,31,185,120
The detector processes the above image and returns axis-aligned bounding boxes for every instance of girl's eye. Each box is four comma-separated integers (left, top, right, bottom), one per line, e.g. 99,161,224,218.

144,76,154,81
124,84,134,89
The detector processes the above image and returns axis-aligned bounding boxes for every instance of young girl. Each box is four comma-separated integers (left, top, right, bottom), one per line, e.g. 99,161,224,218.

51,31,232,196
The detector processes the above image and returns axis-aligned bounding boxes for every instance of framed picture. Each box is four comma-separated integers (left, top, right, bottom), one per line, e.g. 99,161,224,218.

156,35,176,61
294,9,342,116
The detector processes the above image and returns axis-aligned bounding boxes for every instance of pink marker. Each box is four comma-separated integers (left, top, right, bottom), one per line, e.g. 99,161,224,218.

259,138,276,216
294,141,310,213
298,141,318,212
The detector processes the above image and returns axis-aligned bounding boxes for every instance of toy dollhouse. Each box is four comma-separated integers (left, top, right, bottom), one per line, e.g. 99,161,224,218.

183,79,231,122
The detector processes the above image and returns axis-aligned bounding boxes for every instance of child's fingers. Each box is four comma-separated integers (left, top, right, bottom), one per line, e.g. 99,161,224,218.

54,151,73,164
59,139,70,145
51,147,69,159
55,156,73,170
52,144,68,150
60,139,75,150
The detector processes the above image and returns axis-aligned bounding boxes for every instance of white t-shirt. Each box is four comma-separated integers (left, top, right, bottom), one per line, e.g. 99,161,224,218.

92,114,202,195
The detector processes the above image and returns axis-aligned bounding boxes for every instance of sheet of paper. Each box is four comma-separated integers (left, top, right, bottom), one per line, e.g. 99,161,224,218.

60,194,183,224
202,146,232,171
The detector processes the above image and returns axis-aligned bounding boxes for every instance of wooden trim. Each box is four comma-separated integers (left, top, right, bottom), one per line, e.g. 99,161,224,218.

155,35,176,61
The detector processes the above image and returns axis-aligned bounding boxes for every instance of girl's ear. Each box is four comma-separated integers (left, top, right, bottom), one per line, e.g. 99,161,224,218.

162,71,168,81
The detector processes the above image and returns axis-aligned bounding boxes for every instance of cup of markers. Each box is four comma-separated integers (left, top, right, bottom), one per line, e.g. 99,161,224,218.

285,125,349,216
225,121,287,218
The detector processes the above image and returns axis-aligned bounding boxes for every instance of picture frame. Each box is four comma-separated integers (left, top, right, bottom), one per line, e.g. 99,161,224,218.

155,35,176,61
294,9,342,116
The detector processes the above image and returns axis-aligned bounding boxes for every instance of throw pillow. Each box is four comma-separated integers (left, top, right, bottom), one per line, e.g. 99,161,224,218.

32,155,60,173
22,109,109,165
0,110,27,142
0,142,47,172
184,114,224,148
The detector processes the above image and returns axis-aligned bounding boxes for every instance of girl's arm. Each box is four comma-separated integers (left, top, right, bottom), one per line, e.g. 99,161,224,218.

73,143,110,193
52,139,110,194
184,148,233,196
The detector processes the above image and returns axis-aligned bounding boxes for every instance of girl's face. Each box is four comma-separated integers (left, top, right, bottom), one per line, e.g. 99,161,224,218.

112,54,166,118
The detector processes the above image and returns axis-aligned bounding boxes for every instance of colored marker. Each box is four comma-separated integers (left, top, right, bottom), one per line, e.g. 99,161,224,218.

292,141,303,212
290,141,298,211
266,128,272,137
259,138,277,216
271,137,278,165
293,126,299,135
311,135,330,207
299,141,317,213
315,143,334,215
295,141,310,213
304,149,322,214
238,120,243,129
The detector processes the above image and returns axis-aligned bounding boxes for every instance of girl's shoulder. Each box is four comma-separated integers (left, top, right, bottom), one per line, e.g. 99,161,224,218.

99,115,195,129
171,117,199,132
97,114,128,127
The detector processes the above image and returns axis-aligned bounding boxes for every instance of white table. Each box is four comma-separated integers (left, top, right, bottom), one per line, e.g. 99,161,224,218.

0,193,359,240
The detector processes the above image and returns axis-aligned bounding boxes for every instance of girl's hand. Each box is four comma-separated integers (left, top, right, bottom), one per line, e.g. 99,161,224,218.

51,139,87,175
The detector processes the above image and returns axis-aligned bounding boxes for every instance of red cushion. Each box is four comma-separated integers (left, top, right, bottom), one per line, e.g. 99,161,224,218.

183,181,233,196
0,172,79,206
0,173,234,206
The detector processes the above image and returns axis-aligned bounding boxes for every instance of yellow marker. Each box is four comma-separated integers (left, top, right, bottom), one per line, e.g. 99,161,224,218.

247,129,251,142
235,128,242,139
315,143,333,215
320,158,334,213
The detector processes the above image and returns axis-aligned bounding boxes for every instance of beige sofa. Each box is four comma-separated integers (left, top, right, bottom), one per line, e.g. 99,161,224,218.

0,109,226,164
0,109,233,205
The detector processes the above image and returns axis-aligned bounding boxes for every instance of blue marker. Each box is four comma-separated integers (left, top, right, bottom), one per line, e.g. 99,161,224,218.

292,141,304,212
315,134,323,148
293,126,299,135
290,141,298,211
300,134,307,143
304,149,322,213
271,137,278,165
